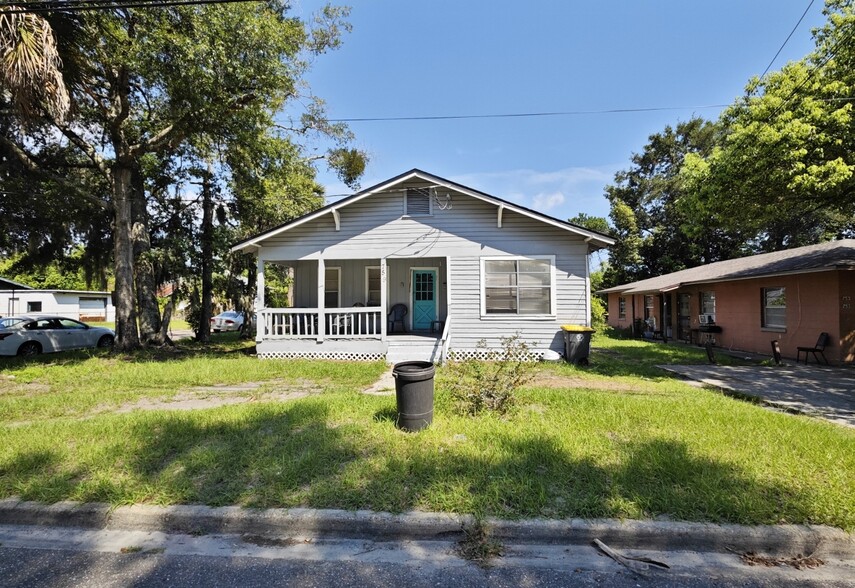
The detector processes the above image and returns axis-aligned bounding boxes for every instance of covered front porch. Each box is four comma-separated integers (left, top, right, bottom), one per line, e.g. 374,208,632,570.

254,256,450,361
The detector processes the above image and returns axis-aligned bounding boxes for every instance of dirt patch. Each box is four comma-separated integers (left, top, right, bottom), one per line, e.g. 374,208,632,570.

528,373,638,392
112,379,322,413
0,378,51,396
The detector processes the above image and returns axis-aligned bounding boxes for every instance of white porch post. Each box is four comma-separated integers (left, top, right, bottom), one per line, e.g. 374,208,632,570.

317,258,325,342
255,255,265,343
380,257,388,342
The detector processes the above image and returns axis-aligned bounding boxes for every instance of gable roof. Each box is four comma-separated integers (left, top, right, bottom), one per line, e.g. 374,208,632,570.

600,239,855,295
231,168,615,253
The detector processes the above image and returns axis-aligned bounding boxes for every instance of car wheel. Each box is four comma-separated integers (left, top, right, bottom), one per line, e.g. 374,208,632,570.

97,335,114,348
17,341,41,357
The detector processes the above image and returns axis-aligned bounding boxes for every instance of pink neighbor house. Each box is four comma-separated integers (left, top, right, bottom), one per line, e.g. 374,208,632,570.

600,240,855,364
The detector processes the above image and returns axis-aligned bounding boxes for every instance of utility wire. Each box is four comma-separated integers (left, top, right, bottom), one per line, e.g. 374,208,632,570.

323,97,855,124
763,23,855,121
0,0,261,13
326,104,733,123
760,0,816,80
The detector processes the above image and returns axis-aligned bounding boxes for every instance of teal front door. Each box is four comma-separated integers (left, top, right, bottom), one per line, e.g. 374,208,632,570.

411,269,437,331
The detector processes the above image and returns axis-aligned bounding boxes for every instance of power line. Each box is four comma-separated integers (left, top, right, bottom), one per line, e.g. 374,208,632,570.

323,97,855,124
326,104,733,123
763,23,855,122
760,0,816,80
0,0,262,13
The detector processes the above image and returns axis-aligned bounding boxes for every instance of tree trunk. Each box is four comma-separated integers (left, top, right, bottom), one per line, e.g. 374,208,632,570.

112,163,140,350
197,164,214,343
159,295,175,345
131,164,163,345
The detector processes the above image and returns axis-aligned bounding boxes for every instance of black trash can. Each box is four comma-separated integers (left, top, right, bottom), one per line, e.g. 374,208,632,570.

392,361,435,432
561,325,595,365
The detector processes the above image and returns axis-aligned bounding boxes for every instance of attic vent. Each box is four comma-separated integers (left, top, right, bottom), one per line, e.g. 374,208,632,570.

406,188,431,215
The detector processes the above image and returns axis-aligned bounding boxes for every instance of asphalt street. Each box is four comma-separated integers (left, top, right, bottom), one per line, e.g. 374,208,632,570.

1,524,853,587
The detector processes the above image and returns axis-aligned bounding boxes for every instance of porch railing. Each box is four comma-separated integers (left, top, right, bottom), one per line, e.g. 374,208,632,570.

260,307,384,340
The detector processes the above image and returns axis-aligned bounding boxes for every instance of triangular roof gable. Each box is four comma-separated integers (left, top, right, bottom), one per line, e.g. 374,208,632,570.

231,169,614,252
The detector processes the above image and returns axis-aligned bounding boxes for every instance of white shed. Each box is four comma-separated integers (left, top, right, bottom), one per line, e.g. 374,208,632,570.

1,288,115,322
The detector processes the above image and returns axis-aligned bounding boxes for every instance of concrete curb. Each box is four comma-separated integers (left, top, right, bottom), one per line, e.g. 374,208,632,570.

0,498,852,558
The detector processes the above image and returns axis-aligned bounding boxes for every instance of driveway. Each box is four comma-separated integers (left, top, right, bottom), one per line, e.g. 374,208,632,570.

660,363,855,428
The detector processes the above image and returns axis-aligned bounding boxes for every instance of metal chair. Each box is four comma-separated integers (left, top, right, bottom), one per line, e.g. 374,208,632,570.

387,303,408,333
796,332,831,365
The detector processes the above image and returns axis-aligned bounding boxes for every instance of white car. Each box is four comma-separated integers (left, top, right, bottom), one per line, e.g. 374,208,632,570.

0,315,115,357
210,311,246,333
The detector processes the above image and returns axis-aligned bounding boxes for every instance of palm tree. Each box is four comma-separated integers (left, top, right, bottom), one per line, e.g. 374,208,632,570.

0,6,70,121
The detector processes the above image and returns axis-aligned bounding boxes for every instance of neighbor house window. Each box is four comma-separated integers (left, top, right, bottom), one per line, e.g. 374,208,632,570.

762,287,786,329
324,267,340,308
405,187,431,215
365,267,381,306
481,256,555,316
618,297,627,319
27,301,42,312
700,291,716,322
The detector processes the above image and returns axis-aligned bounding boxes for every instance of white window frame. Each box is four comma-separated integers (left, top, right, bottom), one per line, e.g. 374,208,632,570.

618,297,627,319
403,187,433,216
479,255,556,319
761,287,786,330
324,266,341,309
365,266,381,307
700,291,716,323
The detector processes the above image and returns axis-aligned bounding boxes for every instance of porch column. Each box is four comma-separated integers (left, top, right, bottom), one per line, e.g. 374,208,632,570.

380,257,388,342
255,256,265,343
317,258,325,342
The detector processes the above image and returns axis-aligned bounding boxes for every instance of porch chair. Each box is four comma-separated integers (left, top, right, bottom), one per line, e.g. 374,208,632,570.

796,332,831,365
388,303,408,333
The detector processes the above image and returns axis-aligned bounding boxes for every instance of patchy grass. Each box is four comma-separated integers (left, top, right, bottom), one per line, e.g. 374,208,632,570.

1,332,853,530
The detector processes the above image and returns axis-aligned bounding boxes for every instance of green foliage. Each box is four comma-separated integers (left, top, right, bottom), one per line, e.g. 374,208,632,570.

680,1,855,249
567,212,611,235
441,335,537,416
0,250,107,290
603,118,746,288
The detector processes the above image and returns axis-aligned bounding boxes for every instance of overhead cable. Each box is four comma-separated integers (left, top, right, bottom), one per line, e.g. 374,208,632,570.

760,0,817,80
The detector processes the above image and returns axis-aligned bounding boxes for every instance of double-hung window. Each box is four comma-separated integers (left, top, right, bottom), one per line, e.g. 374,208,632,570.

618,297,627,319
762,287,786,329
481,256,555,316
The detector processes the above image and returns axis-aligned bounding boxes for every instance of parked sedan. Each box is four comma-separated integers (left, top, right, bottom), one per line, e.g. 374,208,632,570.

210,311,245,333
0,315,115,357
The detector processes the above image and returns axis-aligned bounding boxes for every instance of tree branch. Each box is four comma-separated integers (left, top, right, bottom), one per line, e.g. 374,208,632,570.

49,120,111,178
0,135,113,211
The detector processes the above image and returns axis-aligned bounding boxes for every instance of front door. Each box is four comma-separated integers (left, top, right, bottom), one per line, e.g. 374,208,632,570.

411,269,437,331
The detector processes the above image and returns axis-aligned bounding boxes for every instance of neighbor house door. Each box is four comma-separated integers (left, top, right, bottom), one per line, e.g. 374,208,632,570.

411,269,437,331
677,293,691,341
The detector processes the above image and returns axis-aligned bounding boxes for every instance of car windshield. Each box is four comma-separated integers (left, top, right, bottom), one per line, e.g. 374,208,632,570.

221,312,241,318
0,317,25,329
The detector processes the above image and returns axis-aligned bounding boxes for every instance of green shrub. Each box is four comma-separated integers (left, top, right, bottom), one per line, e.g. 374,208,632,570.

441,334,536,416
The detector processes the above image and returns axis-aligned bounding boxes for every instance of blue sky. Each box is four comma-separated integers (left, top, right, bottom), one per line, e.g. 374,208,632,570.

289,1,828,224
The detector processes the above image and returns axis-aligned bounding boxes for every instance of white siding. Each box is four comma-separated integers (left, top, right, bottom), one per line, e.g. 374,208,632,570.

258,183,590,355
0,290,115,322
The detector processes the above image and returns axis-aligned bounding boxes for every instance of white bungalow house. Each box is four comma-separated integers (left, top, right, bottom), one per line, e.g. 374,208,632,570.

231,169,614,362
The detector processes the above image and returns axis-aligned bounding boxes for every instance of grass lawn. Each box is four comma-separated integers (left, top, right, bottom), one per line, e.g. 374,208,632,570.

1,330,853,530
